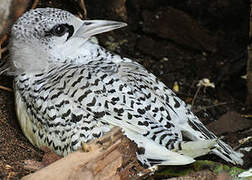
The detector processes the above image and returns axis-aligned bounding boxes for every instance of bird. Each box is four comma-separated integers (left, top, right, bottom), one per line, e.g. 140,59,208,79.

6,7,243,167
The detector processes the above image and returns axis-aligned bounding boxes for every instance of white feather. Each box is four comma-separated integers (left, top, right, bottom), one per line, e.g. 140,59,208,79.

124,129,195,166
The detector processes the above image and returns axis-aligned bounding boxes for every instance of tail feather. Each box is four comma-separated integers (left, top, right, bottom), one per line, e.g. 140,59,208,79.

174,139,217,158
181,122,244,165
124,125,244,167
124,129,195,167
212,139,243,165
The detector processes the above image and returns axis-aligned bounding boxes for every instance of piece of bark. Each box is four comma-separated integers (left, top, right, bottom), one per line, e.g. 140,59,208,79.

21,127,145,180
40,146,62,166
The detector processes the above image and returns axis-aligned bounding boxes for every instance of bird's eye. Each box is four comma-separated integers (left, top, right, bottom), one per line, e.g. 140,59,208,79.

45,24,74,40
51,24,67,36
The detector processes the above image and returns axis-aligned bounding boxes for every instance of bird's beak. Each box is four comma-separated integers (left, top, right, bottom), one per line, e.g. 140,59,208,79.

73,20,127,39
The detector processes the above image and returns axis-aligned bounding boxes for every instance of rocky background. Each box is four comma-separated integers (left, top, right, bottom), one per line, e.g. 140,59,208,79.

0,0,251,179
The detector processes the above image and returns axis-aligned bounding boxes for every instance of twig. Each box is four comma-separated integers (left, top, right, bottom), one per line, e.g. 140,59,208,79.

136,166,158,180
241,114,252,118
0,85,13,92
77,12,83,19
31,0,39,9
191,86,201,108
1,47,8,54
0,35,7,59
234,136,252,150
241,128,252,134
0,34,7,45
80,0,87,18
194,102,228,113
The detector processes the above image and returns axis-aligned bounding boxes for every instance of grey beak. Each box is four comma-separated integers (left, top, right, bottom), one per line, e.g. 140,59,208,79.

74,20,127,38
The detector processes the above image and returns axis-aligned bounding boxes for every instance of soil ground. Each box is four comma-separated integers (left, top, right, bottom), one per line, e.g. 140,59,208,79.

0,0,251,179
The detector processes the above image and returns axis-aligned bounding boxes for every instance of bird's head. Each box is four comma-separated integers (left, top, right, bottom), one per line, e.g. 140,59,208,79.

9,8,126,74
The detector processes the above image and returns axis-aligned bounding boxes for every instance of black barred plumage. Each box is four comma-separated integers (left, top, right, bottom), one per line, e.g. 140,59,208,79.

8,7,243,167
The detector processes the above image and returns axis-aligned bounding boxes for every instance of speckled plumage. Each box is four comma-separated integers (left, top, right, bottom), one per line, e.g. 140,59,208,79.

9,8,243,167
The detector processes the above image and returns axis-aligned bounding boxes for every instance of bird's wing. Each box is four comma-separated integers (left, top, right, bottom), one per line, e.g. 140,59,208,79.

115,60,243,165
117,61,214,139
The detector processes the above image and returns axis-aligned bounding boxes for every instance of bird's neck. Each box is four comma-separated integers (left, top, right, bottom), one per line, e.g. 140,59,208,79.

54,40,113,64
10,40,124,75
10,39,51,75
48,40,127,67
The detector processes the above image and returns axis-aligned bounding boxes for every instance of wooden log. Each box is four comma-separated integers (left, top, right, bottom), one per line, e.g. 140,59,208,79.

22,127,146,180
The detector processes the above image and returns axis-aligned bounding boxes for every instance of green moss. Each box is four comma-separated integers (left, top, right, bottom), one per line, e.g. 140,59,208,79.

193,160,216,171
155,160,245,178
157,165,194,176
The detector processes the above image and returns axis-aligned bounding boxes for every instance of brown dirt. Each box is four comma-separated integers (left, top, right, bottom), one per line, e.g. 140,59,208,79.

0,0,251,179
0,77,43,179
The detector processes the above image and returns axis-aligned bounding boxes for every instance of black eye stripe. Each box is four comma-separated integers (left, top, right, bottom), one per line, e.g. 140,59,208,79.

45,24,74,40
66,24,74,40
